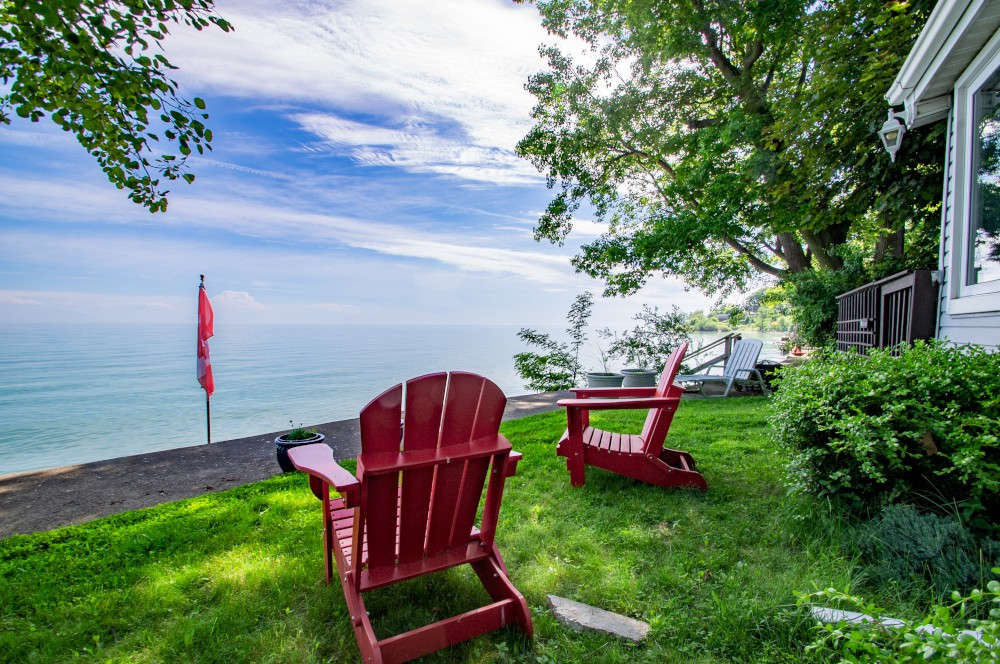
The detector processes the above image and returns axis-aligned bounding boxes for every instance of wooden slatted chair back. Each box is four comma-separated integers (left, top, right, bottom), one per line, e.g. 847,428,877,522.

357,371,508,586
724,339,763,380
639,342,688,454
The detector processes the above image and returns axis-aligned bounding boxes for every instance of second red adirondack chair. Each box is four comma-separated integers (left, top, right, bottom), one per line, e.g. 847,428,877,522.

289,372,532,664
556,343,707,490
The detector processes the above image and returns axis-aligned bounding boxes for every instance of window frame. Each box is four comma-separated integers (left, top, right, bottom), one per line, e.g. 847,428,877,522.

950,26,1000,313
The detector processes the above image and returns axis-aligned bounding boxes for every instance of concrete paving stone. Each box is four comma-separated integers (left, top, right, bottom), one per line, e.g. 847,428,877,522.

547,594,650,642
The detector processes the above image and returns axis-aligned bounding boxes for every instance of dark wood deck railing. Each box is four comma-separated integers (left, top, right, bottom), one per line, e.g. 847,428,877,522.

835,270,937,355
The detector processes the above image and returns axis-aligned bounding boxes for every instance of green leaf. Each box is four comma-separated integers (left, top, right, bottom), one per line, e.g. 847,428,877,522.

2,0,231,212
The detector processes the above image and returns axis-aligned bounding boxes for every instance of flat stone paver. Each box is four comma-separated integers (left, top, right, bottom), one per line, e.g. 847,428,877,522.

0,391,571,539
548,594,650,642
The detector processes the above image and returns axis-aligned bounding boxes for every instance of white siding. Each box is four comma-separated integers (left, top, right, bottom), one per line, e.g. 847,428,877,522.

937,104,1000,348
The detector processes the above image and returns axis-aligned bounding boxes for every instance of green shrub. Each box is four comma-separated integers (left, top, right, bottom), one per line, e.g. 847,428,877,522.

771,341,1000,533
783,251,868,347
598,304,690,371
799,575,1000,662
857,505,999,596
514,292,592,391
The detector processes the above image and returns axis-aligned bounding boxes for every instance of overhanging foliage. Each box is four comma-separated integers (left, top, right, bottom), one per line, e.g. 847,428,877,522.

0,0,232,212
518,0,942,296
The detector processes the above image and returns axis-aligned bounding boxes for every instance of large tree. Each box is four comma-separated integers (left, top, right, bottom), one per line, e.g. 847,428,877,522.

517,0,943,296
1,0,232,212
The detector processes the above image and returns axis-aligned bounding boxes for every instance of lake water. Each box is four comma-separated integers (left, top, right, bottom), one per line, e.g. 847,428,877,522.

0,324,786,475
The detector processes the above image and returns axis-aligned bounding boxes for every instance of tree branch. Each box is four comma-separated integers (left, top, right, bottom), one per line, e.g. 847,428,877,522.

743,41,764,72
722,235,788,278
691,0,742,87
776,232,809,271
686,117,720,130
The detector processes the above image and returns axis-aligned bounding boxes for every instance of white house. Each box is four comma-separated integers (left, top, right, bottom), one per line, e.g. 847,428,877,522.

886,0,1000,347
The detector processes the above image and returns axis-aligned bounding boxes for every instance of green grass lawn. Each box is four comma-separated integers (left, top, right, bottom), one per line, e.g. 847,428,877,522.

0,397,903,663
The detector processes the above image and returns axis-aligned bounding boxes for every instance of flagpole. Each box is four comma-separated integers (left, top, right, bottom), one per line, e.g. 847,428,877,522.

201,274,211,445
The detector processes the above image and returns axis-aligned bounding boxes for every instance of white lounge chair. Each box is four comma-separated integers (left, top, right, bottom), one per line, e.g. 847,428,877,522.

676,338,769,397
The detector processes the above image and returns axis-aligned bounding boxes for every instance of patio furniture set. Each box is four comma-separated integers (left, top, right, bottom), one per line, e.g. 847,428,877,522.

288,340,765,663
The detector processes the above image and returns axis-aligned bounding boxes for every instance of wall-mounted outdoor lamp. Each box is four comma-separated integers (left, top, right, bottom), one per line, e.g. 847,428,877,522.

878,110,907,162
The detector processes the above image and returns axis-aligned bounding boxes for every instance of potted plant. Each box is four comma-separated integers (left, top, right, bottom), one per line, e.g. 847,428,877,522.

275,420,325,472
586,342,625,387
585,370,625,387
599,305,691,387
620,367,659,387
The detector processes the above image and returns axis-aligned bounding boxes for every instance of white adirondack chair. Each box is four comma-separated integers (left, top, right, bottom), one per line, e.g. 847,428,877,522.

676,339,769,397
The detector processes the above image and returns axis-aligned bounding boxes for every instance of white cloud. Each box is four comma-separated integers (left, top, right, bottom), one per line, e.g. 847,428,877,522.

0,173,575,284
0,126,75,149
295,113,540,185
567,218,607,237
0,290,186,324
305,302,361,313
0,292,42,305
212,290,264,309
197,158,294,181
160,0,561,184
517,213,607,238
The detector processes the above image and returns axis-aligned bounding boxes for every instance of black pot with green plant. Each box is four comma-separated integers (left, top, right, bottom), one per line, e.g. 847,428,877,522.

274,421,325,472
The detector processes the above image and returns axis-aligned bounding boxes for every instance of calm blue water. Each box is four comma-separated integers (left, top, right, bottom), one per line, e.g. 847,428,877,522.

0,324,535,475
0,325,786,475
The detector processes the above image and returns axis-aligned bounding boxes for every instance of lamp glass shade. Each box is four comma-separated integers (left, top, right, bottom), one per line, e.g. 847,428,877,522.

879,114,905,162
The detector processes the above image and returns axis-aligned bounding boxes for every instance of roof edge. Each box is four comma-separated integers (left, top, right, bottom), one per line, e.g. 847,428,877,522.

886,0,976,106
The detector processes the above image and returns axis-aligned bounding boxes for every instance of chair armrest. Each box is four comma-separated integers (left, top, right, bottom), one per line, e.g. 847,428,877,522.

569,387,658,398
557,396,680,410
504,451,522,477
287,443,360,503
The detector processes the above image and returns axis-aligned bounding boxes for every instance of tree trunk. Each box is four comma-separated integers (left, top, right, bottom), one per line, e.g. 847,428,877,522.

776,232,809,272
874,226,905,260
801,227,847,271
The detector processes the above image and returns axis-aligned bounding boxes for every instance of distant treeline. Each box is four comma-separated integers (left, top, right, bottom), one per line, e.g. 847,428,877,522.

687,302,793,333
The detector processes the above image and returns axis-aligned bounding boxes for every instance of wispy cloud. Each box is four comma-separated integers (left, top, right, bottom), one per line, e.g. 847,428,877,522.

212,290,264,309
0,173,574,284
161,0,558,185
0,292,42,305
295,113,540,185
0,290,186,317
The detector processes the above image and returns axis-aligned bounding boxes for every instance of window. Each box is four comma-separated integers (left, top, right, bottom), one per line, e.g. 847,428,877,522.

969,67,1000,285
949,27,1000,313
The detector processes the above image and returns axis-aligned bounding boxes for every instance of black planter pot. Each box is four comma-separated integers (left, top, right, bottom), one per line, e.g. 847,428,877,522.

274,432,325,472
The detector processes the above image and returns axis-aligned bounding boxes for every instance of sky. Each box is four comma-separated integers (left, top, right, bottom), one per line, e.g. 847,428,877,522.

0,0,713,328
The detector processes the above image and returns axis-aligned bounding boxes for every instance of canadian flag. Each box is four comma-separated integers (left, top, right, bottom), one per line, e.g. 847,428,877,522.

197,281,215,396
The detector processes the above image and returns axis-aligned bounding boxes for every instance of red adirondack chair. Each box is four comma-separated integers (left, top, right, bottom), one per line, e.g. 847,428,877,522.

556,343,707,491
288,372,533,664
